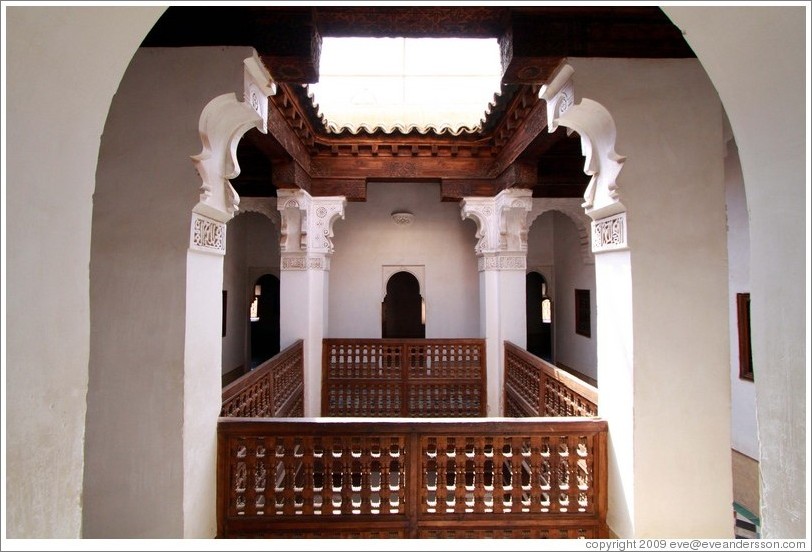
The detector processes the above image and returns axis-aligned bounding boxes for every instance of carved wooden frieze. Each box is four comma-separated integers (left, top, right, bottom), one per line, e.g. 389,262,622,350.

316,6,508,38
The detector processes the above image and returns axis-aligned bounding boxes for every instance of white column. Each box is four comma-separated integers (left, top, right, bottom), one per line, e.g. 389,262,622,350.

461,189,533,416
278,189,346,416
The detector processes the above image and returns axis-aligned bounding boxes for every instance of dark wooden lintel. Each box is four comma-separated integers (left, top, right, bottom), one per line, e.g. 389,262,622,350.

310,179,367,201
272,159,311,193
441,179,500,202
496,161,538,190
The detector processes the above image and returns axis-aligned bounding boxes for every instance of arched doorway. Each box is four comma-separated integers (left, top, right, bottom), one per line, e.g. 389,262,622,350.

526,271,553,362
382,271,425,338
250,274,280,367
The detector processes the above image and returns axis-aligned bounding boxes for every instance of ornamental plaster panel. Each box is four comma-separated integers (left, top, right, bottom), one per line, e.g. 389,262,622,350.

591,212,628,253
540,63,626,221
478,255,527,272
281,254,331,271
190,212,226,255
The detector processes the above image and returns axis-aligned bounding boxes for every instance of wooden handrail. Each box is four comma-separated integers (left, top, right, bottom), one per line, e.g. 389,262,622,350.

504,341,598,417
221,340,304,418
217,417,608,538
322,339,486,417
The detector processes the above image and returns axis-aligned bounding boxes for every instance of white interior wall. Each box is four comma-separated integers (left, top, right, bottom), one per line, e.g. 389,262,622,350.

527,212,555,268
725,139,758,461
245,212,280,270
551,212,598,379
4,6,166,538
222,214,248,374
571,58,732,537
663,8,806,538
84,46,251,537
328,182,480,338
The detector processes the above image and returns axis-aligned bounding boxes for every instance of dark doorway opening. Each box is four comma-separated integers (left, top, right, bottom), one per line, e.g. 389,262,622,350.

526,271,553,362
382,271,425,339
250,274,280,368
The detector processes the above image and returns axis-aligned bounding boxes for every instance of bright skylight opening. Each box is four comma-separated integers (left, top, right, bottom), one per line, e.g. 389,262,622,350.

307,37,503,133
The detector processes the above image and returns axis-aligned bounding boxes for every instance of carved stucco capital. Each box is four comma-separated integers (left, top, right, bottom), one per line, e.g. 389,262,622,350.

540,63,627,221
277,189,346,261
460,189,533,265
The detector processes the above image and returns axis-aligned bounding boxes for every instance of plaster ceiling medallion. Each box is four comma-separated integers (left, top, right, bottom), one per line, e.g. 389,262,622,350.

391,211,414,225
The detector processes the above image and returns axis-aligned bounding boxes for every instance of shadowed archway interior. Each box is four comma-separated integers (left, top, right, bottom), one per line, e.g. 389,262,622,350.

382,271,425,339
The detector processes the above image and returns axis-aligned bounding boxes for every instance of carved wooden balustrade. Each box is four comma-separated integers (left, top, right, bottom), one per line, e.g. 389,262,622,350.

504,341,598,417
221,340,304,418
322,339,486,417
217,418,608,538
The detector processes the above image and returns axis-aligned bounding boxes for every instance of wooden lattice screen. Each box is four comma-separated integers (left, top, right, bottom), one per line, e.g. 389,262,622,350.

322,339,486,417
217,418,608,538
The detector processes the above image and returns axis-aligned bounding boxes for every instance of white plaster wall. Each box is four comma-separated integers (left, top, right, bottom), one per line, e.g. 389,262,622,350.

4,6,166,538
85,46,252,537
328,182,480,338
527,212,555,268
551,212,598,379
245,213,280,270
725,140,758,461
571,58,732,537
222,215,248,374
182,249,225,538
663,7,807,538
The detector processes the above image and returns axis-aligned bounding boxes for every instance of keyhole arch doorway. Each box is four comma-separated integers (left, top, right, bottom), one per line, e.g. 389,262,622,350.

381,270,425,339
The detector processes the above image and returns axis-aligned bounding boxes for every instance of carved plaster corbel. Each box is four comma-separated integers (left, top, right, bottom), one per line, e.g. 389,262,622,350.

540,63,626,221
191,93,262,223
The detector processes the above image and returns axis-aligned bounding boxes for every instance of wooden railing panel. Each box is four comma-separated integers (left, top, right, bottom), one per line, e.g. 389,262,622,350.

217,418,608,538
504,341,598,417
323,339,486,417
221,340,304,418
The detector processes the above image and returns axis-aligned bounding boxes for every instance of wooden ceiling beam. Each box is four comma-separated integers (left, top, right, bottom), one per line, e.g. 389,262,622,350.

309,156,493,180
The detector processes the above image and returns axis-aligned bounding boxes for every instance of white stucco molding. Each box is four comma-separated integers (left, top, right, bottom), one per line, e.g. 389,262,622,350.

277,189,346,270
528,198,595,265
460,189,533,270
243,53,277,134
237,197,280,228
191,93,263,224
540,63,627,222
